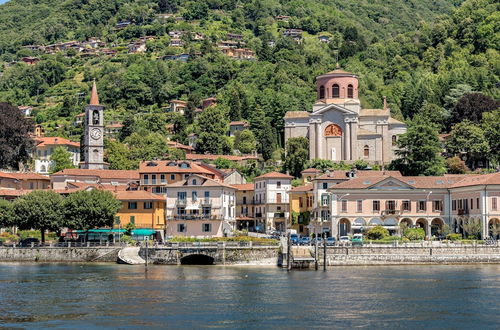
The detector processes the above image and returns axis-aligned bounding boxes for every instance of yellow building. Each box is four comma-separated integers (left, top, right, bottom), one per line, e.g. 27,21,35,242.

288,184,314,235
114,190,165,230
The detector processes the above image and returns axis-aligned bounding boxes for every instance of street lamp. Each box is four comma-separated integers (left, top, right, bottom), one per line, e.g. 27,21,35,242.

331,193,349,240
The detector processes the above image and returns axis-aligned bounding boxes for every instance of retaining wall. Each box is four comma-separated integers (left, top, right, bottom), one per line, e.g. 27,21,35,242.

0,247,121,262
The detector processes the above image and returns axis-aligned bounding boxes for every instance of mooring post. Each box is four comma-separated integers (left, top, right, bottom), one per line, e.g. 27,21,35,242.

287,232,291,271
145,240,148,272
314,233,318,271
323,232,327,271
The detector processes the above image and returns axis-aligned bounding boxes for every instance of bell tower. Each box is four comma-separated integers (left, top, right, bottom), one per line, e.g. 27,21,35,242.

80,80,107,169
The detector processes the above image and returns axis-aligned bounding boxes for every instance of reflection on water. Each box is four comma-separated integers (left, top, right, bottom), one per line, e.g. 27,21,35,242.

0,263,499,329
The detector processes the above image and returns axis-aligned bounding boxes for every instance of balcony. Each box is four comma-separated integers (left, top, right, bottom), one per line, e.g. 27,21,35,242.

176,199,187,206
201,199,212,206
458,209,469,215
168,214,220,221
381,210,401,217
274,212,285,218
255,213,263,218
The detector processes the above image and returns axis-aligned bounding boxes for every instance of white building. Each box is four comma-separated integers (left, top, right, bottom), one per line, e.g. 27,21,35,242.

34,137,80,174
253,171,293,232
165,174,237,238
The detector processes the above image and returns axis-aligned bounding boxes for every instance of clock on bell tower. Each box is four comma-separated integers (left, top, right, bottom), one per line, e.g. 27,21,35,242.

80,80,108,170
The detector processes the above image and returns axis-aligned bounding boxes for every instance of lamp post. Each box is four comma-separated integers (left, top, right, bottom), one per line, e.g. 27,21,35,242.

426,190,432,240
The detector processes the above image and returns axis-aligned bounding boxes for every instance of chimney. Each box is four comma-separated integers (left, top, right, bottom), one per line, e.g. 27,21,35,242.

383,96,387,111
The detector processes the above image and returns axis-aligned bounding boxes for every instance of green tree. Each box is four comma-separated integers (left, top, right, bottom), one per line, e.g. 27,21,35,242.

119,115,136,142
366,225,389,240
461,218,482,239
104,139,135,170
125,132,168,162
63,190,122,232
446,120,490,167
50,146,75,173
0,199,14,228
0,103,34,169
284,137,309,178
13,190,64,242
481,110,500,164
451,93,500,126
234,129,256,154
166,147,186,160
390,115,445,176
445,156,469,174
195,105,230,154
214,157,237,169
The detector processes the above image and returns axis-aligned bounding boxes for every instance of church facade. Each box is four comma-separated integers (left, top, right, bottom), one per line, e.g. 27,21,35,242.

284,69,406,164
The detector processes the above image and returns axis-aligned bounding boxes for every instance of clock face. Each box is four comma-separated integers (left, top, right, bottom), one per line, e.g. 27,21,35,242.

90,128,102,140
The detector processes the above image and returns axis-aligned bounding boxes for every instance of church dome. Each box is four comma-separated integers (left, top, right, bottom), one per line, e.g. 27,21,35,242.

316,67,359,101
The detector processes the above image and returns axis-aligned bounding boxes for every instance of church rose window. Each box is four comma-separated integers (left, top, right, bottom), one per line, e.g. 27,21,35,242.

332,84,340,98
324,124,342,136
319,85,325,99
347,84,354,98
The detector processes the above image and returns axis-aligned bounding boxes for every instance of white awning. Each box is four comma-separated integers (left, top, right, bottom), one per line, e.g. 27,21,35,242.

185,204,200,210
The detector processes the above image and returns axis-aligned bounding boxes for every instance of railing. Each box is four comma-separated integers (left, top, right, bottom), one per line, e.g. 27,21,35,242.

458,209,469,215
381,210,401,216
176,199,187,206
167,215,221,220
274,212,286,218
162,241,279,248
201,199,212,206
255,213,263,218
3,242,127,248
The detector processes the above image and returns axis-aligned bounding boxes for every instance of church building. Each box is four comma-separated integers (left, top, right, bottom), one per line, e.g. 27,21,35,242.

284,68,406,164
80,81,108,170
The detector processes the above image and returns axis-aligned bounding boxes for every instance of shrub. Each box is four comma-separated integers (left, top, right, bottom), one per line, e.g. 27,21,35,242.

403,228,425,241
446,233,462,241
366,225,389,240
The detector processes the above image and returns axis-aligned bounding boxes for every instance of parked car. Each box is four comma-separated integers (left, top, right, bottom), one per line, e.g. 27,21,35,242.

19,238,40,247
352,234,363,246
311,237,323,245
339,236,350,246
326,237,336,246
300,236,311,245
290,234,300,245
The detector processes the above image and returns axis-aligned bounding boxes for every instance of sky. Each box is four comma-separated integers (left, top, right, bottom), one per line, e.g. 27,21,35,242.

0,0,10,4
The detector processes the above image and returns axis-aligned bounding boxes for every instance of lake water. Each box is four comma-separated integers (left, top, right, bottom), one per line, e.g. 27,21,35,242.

0,263,499,329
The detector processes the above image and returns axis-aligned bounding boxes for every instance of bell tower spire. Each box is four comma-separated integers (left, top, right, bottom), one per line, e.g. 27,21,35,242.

80,79,107,170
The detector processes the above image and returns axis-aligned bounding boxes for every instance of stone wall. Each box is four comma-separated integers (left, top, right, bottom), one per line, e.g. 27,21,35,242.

0,247,121,262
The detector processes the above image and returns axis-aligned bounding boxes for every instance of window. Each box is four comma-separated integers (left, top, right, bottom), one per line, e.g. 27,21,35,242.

277,181,281,188
386,200,396,211
364,145,370,158
332,84,340,98
202,207,211,217
204,191,210,199
170,174,175,181
192,179,197,185
184,174,189,179
341,200,348,212
129,216,135,224
243,196,247,204
202,223,212,233
493,197,498,210
177,207,186,215
373,200,380,212
357,200,362,212
277,193,282,203
402,200,411,211
308,196,313,208
192,191,198,202
178,191,186,201
477,198,480,209
144,202,153,209
29,182,34,189
160,174,166,183
299,197,303,208
143,175,149,185
470,198,473,210
418,200,426,211
322,182,328,189
177,224,186,233
433,200,442,212
321,194,329,206
321,210,330,221
128,202,137,210
347,84,353,98
452,200,456,211
151,175,156,185
180,163,189,168
392,135,397,146
40,165,46,173
319,85,325,99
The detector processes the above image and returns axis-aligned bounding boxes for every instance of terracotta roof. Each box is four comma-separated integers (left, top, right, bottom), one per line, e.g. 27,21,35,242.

35,137,80,148
52,169,139,180
167,141,194,150
301,168,321,174
0,189,31,197
231,183,254,191
186,154,259,161
321,69,356,76
89,80,99,105
75,112,85,117
255,171,293,180
290,184,313,192
105,123,123,128
114,190,165,201
170,99,188,104
8,172,49,181
315,170,402,180
388,117,405,125
229,121,249,126
439,133,451,141
284,111,310,119
166,174,235,189
0,172,16,180
359,109,390,117
139,160,214,175
451,173,500,188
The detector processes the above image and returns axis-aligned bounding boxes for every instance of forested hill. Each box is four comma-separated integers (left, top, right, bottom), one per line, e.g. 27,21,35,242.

0,0,460,53
0,0,498,170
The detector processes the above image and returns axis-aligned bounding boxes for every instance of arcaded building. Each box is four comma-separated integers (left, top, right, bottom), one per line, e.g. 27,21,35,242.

284,68,406,164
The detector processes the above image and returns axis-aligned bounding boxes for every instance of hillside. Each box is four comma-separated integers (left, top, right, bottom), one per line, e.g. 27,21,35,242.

0,0,498,170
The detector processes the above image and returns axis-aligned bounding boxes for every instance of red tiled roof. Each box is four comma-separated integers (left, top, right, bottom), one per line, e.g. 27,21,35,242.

0,189,32,197
167,141,194,150
35,137,80,148
0,172,16,180
9,172,49,181
315,170,402,180
52,169,139,180
114,190,164,201
290,184,313,192
255,171,293,180
138,160,214,175
451,172,500,188
186,154,259,161
231,183,254,191
166,174,235,189
301,168,321,174
229,121,249,126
